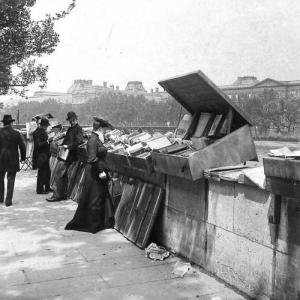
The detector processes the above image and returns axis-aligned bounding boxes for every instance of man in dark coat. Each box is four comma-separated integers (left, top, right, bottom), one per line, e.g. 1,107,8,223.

33,118,51,194
31,114,54,170
47,111,84,202
0,115,26,206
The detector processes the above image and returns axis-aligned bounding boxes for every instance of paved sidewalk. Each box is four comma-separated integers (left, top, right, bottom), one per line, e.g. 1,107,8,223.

0,171,246,300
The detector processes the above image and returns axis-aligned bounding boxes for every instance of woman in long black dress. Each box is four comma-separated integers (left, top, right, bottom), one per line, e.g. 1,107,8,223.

65,117,114,233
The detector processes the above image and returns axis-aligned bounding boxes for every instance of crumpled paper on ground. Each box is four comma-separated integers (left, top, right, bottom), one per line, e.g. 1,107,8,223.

145,243,170,261
172,261,191,277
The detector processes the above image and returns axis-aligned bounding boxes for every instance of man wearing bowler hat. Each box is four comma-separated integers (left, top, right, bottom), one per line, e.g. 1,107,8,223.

33,118,51,194
0,115,26,206
47,111,84,202
31,114,54,170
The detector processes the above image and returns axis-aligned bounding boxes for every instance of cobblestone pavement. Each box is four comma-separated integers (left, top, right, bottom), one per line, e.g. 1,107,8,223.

0,171,246,300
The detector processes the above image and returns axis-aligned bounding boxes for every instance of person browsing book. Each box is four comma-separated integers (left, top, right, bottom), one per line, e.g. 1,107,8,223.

46,112,84,202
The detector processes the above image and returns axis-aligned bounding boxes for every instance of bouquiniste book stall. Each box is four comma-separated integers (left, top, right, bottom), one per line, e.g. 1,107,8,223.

106,69,258,249
151,70,257,180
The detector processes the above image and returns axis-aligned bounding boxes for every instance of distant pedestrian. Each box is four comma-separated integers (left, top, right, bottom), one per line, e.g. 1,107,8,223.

0,115,26,206
33,118,51,194
31,114,54,170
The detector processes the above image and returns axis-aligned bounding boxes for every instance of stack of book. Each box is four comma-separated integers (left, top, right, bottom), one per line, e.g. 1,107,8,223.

146,136,172,150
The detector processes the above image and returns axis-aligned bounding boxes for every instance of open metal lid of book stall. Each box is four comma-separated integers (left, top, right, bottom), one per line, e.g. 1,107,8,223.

158,69,252,129
152,70,258,180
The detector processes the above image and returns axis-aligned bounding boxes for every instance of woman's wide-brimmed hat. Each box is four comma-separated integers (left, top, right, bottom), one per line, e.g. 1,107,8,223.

32,113,54,121
1,114,15,123
93,117,114,129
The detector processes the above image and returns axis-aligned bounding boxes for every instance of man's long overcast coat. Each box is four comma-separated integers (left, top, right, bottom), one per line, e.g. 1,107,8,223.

0,126,26,172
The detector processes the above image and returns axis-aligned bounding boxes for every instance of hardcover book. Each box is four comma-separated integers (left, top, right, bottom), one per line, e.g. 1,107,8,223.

208,114,223,136
192,112,213,138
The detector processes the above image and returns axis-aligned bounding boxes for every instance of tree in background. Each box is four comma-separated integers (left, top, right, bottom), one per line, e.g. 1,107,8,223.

6,88,298,133
5,92,184,127
277,95,299,134
237,89,300,136
0,0,76,96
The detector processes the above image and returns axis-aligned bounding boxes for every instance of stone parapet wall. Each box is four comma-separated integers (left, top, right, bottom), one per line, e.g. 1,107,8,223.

152,175,300,299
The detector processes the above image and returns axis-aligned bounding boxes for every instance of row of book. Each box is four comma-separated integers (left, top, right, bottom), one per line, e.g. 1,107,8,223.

104,111,233,159
176,112,230,140
106,130,173,158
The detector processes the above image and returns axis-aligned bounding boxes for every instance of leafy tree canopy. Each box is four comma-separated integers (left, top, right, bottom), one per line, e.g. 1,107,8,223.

5,92,183,127
237,89,300,135
0,0,76,96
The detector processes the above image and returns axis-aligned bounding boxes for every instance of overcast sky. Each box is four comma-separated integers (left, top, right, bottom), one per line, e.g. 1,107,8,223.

22,0,300,94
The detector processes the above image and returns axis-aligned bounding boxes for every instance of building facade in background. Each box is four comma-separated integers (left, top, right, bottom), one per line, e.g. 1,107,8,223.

220,76,300,101
29,91,73,104
67,80,122,104
124,81,147,94
23,79,167,104
8,75,300,106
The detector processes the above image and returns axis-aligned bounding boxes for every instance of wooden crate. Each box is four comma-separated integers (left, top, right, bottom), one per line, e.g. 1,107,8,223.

108,163,165,188
107,151,154,174
152,125,257,180
263,157,300,198
127,154,154,174
106,152,130,172
150,70,258,180
114,178,164,248
263,157,300,181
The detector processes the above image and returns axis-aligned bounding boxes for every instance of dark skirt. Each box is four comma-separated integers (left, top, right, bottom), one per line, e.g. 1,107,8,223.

65,164,114,234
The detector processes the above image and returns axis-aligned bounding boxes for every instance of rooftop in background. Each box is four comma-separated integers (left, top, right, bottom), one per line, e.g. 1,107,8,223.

125,81,147,93
221,76,300,90
15,79,167,105
4,75,300,107
232,76,259,87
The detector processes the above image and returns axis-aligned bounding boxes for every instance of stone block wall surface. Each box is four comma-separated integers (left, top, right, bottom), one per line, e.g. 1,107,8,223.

166,176,206,220
152,176,299,300
157,206,207,266
277,197,300,255
206,224,273,298
274,196,300,300
234,184,275,248
274,251,300,300
207,180,235,231
154,176,207,266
